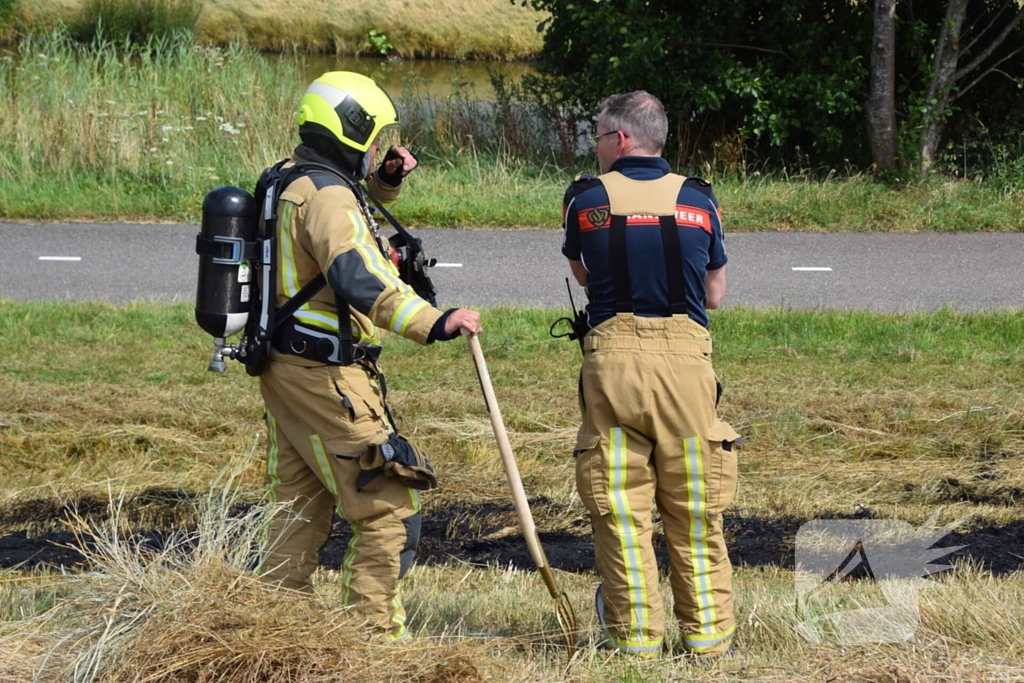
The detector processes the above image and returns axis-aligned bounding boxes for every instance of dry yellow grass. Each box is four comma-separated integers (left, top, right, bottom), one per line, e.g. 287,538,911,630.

19,0,546,57
0,497,506,683
5,537,1023,682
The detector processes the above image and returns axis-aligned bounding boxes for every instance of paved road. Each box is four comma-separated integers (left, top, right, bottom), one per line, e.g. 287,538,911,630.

1,222,1022,311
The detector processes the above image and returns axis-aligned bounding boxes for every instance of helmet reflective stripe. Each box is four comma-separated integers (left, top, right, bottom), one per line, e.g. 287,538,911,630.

305,80,348,110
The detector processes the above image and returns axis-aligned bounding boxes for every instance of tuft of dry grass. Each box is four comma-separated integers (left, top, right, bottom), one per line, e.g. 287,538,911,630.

95,572,495,683
0,479,507,683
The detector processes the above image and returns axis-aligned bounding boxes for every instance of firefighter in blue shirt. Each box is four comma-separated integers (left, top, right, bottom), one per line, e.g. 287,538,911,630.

563,90,742,657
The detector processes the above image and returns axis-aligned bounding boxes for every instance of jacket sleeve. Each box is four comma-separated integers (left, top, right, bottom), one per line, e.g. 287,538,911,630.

366,173,402,210
304,184,441,345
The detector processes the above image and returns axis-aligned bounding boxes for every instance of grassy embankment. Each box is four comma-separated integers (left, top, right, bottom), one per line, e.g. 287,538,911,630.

2,302,1023,681
2,32,1024,230
10,0,545,58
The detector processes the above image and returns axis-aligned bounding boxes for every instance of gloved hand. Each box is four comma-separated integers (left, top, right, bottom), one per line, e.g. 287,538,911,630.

356,434,438,492
376,145,419,186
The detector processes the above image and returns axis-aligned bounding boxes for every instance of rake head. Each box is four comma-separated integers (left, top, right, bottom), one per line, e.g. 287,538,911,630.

554,590,579,660
538,565,578,660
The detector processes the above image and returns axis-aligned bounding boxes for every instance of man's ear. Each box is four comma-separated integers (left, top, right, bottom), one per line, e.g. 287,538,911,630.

616,130,631,153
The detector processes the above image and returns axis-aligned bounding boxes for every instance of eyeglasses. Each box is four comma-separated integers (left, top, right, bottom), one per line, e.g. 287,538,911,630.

588,130,621,148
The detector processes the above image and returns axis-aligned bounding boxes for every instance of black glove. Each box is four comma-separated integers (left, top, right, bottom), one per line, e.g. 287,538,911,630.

356,434,438,492
427,309,459,343
376,146,419,186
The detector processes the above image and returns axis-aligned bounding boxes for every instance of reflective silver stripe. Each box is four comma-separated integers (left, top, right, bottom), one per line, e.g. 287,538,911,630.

266,413,280,504
340,522,360,603
388,593,409,639
686,436,717,633
596,585,662,654
683,625,735,650
306,81,348,109
608,427,651,646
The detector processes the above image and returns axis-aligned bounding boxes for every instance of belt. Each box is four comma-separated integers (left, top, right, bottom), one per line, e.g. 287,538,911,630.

273,321,382,365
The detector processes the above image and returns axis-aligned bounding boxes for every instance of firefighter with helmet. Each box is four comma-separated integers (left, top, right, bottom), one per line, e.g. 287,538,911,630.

257,71,481,637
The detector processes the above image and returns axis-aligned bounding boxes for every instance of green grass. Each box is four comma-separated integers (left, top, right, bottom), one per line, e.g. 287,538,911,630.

2,30,1023,229
719,172,1024,232
2,301,1023,525
65,0,201,44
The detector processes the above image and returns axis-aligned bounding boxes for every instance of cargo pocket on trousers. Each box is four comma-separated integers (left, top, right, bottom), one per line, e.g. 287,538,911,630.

328,376,388,446
574,434,610,517
705,420,743,515
328,438,407,523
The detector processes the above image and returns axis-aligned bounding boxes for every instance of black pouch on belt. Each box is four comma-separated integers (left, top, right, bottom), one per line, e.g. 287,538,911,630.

357,434,438,492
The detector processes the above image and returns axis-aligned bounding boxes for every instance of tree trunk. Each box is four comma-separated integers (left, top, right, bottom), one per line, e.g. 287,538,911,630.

867,0,898,171
917,0,968,171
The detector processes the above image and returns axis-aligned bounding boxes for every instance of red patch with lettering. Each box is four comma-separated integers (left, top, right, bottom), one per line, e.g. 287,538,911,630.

625,215,661,226
675,205,712,233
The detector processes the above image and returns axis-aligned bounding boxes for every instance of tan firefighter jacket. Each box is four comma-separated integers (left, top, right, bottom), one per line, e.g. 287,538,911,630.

266,157,441,365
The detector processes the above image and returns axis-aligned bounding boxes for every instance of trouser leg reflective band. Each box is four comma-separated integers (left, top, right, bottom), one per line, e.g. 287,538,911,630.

673,436,735,653
590,428,663,655
341,511,417,636
259,412,334,591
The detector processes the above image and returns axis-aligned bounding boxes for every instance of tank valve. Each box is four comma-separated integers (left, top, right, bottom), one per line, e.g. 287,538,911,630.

208,337,229,373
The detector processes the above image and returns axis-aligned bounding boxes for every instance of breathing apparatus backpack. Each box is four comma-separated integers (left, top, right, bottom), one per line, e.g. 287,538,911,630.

194,160,438,376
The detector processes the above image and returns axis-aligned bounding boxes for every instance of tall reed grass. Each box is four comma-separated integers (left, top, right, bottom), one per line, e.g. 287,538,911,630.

0,29,571,223
67,0,200,44
0,30,298,219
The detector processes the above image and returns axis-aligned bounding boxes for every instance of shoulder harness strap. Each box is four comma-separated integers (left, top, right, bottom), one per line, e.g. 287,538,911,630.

260,161,351,365
598,172,690,316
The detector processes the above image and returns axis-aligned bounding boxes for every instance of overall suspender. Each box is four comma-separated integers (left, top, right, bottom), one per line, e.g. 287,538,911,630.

603,174,690,316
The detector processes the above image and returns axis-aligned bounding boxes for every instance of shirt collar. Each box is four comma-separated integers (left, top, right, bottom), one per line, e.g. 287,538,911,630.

608,156,671,174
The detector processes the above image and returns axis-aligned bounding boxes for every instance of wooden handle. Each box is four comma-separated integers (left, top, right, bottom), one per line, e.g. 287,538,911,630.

467,333,550,572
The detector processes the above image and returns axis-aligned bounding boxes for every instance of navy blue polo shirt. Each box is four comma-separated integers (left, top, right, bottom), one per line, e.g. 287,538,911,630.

561,156,727,329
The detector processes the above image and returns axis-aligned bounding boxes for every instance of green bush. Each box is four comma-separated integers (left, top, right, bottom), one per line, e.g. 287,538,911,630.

0,0,18,29
69,0,200,44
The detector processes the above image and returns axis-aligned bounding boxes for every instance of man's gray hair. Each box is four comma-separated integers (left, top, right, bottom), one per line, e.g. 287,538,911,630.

598,91,668,154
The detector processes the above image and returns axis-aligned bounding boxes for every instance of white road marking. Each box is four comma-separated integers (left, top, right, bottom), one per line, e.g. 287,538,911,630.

791,267,832,272
433,263,463,268
39,256,82,262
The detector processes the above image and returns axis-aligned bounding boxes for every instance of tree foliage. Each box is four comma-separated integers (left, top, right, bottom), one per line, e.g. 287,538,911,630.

527,0,870,167
525,0,1024,174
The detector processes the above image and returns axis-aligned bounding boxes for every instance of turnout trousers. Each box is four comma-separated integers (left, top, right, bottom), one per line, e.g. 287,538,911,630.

258,358,422,639
575,314,741,656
